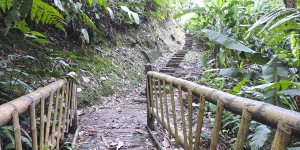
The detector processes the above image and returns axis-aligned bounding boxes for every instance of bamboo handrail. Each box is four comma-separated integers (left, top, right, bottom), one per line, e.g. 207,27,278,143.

147,71,300,136
0,79,67,127
0,78,77,150
146,70,300,149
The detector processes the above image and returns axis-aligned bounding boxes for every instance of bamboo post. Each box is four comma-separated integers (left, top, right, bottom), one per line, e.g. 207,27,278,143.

187,89,193,150
70,82,78,133
146,75,151,122
66,82,72,133
70,82,74,126
40,97,45,150
158,79,164,129
194,95,206,150
271,121,292,150
56,85,65,149
163,80,171,137
170,82,180,147
153,77,159,125
68,82,78,134
45,90,54,145
12,111,22,150
30,103,38,150
50,90,60,150
210,100,224,150
234,109,252,150
178,85,188,149
73,84,78,132
149,76,155,130
62,81,70,138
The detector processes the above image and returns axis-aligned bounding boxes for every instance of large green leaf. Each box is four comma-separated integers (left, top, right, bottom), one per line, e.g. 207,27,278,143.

249,125,271,149
279,89,300,96
233,78,248,92
215,0,223,8
262,57,288,83
20,0,33,17
249,80,300,91
218,68,242,77
154,0,163,6
81,29,89,43
98,0,107,8
107,7,114,19
247,9,299,34
173,8,203,19
250,53,270,65
54,0,64,11
120,5,140,24
202,29,254,53
88,0,93,6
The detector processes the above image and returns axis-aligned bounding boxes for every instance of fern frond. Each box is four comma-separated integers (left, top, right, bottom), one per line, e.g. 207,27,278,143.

1,126,15,145
78,9,99,32
31,0,65,32
0,0,13,13
21,136,32,148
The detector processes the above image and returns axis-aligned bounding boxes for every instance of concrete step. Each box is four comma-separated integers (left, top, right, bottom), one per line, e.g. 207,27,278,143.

159,69,176,73
173,54,185,57
166,63,180,68
176,51,188,54
173,54,186,57
170,57,184,61
167,60,183,64
182,47,191,50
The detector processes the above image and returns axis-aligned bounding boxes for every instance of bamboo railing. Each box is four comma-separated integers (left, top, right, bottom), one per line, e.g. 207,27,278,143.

0,79,77,150
145,69,300,150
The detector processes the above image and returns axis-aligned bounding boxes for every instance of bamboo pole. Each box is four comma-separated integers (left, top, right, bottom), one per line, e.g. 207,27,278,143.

234,109,252,150
45,90,54,145
51,89,60,150
163,80,171,137
62,82,70,138
146,75,151,117
210,101,224,150
12,111,22,150
178,85,188,149
148,76,155,129
187,89,193,150
30,103,38,150
271,121,292,150
40,97,45,150
70,82,74,126
158,79,164,128
153,78,159,125
170,82,179,147
194,95,206,150
56,85,65,149
66,82,72,133
151,108,186,148
70,82,75,126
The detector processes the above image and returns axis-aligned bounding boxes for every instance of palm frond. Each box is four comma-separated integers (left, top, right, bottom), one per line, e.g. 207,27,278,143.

247,8,299,33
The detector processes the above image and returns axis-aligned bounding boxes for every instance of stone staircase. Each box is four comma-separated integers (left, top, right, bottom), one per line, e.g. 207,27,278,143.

158,34,194,75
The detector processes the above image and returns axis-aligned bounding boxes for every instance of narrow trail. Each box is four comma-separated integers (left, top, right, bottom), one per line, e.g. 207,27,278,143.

77,34,202,149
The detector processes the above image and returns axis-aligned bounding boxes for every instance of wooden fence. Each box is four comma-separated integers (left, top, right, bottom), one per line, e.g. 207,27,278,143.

0,79,77,150
145,69,300,150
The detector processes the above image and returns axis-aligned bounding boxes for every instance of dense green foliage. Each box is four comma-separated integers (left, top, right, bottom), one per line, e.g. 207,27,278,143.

0,0,187,149
177,0,300,148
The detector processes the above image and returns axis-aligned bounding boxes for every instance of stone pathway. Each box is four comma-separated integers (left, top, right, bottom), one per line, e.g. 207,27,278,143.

76,34,201,150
